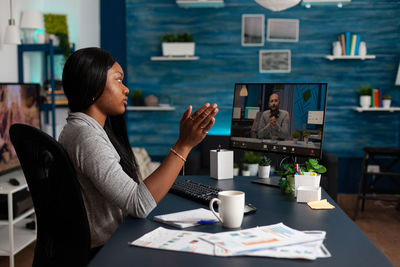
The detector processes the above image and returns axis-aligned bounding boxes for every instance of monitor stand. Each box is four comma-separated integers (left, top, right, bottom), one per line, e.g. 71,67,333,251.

251,175,281,187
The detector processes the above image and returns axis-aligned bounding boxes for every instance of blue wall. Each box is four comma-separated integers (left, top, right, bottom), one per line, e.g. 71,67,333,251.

112,0,400,193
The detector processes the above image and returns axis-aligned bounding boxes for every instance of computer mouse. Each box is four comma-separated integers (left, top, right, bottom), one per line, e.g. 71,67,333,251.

8,178,20,186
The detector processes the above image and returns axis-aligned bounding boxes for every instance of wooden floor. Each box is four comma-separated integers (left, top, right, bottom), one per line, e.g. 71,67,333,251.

0,194,399,267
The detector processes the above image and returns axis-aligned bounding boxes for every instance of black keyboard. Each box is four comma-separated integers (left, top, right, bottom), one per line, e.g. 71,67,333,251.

169,179,222,206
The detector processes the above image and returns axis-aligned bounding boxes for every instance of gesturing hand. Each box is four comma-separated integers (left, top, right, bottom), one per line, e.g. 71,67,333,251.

269,116,277,127
177,103,218,150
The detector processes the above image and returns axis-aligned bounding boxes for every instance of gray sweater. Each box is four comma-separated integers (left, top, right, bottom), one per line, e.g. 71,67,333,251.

58,112,156,247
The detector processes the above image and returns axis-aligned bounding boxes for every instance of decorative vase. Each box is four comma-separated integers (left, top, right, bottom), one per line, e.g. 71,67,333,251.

332,41,342,56
360,95,371,108
382,99,391,108
359,42,367,57
258,165,270,178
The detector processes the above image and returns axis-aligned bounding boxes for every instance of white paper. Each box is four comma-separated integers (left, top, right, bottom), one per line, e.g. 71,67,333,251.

153,208,219,229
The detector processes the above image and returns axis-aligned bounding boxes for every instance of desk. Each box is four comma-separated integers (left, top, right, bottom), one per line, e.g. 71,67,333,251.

89,176,392,267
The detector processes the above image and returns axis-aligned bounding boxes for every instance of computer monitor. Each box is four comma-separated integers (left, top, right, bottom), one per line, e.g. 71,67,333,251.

0,83,41,174
230,83,328,159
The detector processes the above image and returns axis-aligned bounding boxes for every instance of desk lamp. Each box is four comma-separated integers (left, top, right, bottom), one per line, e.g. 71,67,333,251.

3,0,20,44
20,10,44,43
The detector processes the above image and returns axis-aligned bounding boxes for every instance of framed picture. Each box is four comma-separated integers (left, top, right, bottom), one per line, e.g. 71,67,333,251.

267,19,299,42
242,14,265,46
259,50,291,73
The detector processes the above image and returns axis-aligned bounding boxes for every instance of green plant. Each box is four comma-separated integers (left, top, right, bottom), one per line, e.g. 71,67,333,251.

277,162,296,195
242,151,259,164
162,33,194,42
357,85,372,96
279,177,294,195
291,131,300,139
234,163,239,169
242,165,249,171
302,131,311,138
258,155,271,166
44,14,71,61
130,90,143,106
304,158,327,174
382,94,392,100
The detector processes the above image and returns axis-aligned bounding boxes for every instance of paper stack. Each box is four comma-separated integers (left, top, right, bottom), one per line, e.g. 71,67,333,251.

130,222,331,260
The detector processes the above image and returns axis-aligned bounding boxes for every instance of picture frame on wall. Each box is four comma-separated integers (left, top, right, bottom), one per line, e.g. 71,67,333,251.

242,14,265,46
259,50,291,73
267,19,299,42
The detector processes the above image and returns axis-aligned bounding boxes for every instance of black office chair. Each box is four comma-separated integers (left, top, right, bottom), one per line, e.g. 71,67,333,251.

9,123,91,267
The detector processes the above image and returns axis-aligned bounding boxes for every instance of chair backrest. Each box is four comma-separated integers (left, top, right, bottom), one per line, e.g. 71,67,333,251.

9,124,90,267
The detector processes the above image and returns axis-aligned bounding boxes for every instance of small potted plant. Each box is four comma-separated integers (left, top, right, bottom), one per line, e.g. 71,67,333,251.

233,163,239,176
130,90,143,106
382,94,392,108
162,33,195,57
303,131,311,144
291,131,301,144
242,165,250,176
242,151,259,176
358,85,372,108
277,162,296,196
258,155,271,178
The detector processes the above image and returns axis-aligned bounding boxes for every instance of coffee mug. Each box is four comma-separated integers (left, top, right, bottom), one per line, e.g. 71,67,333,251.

209,190,245,228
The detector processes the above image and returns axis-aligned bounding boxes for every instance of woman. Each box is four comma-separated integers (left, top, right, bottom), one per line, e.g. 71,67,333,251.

59,47,218,251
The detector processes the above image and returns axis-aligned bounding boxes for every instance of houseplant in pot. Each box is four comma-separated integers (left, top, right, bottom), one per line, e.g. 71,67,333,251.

291,131,300,144
162,33,195,57
258,155,271,178
358,85,372,108
303,131,310,144
242,151,259,176
233,163,239,176
242,165,250,176
277,162,296,196
382,94,392,108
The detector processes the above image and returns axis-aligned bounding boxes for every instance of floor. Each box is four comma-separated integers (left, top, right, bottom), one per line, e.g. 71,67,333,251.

0,194,399,267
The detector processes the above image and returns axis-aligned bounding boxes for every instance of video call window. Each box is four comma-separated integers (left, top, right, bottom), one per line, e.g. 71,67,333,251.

230,83,327,158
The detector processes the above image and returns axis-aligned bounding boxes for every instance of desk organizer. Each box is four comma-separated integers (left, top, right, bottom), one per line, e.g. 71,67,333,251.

294,172,321,196
297,186,321,203
210,149,233,180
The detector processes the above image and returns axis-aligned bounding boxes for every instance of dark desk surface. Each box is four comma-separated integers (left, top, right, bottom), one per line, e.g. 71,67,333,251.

89,176,393,267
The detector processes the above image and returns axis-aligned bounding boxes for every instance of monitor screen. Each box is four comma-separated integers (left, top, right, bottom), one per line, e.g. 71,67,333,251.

0,83,41,174
230,83,327,158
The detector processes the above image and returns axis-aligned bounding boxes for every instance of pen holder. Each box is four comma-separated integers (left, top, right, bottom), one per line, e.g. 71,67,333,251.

210,149,233,180
294,172,321,197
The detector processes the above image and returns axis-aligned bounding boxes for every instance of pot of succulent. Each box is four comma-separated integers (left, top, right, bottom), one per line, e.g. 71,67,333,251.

291,131,301,144
162,33,195,57
358,85,372,108
303,131,311,144
233,163,239,176
258,155,271,178
382,95,392,108
242,165,250,176
242,151,260,176
130,90,143,106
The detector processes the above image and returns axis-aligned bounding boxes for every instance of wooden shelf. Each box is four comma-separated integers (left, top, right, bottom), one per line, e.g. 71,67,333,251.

126,106,176,111
325,55,376,60
176,0,224,8
150,56,199,61
354,107,400,112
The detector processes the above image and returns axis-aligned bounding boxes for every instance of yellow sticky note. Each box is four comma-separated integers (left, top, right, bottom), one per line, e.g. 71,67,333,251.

307,199,335,210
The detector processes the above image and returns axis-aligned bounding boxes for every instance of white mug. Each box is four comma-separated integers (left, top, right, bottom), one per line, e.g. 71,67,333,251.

209,190,245,228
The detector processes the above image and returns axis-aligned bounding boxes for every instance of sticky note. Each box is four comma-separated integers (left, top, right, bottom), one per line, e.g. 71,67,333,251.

307,199,335,210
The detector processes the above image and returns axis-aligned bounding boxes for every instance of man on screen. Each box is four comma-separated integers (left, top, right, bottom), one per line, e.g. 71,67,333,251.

257,93,289,140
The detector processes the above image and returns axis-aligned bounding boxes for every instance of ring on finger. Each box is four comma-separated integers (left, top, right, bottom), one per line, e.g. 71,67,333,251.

200,125,205,129
189,116,195,121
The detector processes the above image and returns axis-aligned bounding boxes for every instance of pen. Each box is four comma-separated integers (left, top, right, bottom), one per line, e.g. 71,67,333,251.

161,220,217,225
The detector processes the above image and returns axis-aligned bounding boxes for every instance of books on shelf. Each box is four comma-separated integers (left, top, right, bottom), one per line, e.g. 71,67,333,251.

42,90,68,105
369,88,383,108
338,32,361,56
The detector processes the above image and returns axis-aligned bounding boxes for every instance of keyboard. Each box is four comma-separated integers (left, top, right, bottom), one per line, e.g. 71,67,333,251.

169,179,257,214
169,179,222,206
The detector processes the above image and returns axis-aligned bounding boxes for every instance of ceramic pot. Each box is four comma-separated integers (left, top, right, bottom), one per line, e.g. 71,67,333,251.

360,95,371,108
258,165,270,178
359,42,367,57
243,163,258,176
332,41,342,56
382,99,391,108
233,168,239,176
242,170,250,176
